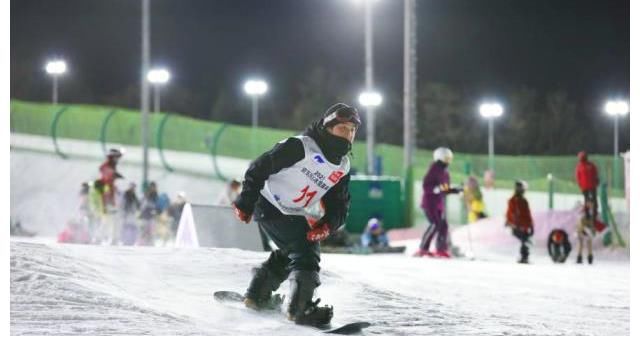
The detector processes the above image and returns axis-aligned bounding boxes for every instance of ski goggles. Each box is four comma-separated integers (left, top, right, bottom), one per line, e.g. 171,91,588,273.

322,106,361,127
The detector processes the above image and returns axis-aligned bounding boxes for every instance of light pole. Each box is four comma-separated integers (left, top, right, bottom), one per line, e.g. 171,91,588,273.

243,79,268,128
403,0,416,173
359,91,383,174
479,102,504,172
147,68,171,114
141,0,150,191
365,0,376,175
45,60,67,105
604,99,629,189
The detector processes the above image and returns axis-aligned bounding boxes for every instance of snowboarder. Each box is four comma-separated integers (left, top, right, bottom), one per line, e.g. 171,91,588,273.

360,218,390,248
232,103,358,326
506,180,534,264
547,229,571,263
414,147,461,258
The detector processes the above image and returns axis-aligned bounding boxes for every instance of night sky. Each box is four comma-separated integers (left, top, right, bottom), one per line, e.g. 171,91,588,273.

11,0,629,142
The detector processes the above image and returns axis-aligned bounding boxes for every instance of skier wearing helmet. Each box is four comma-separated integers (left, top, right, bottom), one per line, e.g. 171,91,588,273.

99,148,124,209
414,147,461,258
232,103,359,326
506,180,534,264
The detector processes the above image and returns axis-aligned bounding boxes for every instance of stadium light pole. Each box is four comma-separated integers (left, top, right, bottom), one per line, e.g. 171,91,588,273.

359,91,383,174
141,0,151,191
604,99,629,189
479,102,504,172
243,79,268,128
147,68,171,114
403,0,416,173
45,60,67,105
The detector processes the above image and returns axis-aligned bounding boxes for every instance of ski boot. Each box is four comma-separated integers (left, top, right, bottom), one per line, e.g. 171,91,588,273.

517,255,529,264
587,254,593,265
576,255,583,264
287,270,333,326
435,250,451,258
244,252,289,310
413,249,432,257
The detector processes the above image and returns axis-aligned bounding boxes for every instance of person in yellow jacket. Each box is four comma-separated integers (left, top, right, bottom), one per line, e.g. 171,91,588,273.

463,176,487,223
87,179,106,243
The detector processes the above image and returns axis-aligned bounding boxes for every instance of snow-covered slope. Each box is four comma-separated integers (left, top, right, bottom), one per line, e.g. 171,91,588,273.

10,238,629,335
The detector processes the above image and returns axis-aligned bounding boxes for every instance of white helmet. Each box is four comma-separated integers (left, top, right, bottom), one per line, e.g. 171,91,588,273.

433,147,454,164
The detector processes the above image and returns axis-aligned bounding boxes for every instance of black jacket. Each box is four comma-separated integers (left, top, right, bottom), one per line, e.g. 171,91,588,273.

234,119,352,232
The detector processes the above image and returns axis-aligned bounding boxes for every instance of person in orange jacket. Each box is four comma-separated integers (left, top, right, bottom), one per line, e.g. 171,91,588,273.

506,180,534,264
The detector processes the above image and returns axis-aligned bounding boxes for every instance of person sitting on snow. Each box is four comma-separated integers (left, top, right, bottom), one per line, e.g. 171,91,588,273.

361,218,390,248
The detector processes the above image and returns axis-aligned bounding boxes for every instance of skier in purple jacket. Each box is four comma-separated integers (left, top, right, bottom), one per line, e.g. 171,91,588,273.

414,147,461,258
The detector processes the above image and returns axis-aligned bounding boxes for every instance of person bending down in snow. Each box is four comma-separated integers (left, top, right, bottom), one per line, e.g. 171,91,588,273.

414,147,461,258
547,229,571,263
506,180,534,264
232,103,359,326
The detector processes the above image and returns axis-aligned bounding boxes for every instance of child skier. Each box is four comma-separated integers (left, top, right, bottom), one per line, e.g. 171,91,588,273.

462,176,487,223
506,180,534,264
232,103,359,326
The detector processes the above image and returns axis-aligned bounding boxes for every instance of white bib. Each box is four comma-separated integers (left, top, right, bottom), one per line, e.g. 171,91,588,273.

260,136,350,219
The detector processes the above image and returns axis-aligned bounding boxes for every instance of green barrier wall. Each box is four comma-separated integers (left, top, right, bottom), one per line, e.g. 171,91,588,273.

346,176,405,233
10,99,625,197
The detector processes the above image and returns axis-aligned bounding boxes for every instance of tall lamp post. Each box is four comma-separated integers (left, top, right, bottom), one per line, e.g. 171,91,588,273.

479,102,504,173
243,79,268,128
45,60,67,105
147,68,171,114
359,91,383,174
604,99,629,189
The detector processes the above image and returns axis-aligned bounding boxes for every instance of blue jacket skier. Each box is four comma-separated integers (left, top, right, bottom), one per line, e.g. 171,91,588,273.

233,103,359,326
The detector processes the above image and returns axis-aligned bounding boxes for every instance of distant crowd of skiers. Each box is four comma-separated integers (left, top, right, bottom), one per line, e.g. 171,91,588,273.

56,142,608,267
412,147,606,265
57,148,187,246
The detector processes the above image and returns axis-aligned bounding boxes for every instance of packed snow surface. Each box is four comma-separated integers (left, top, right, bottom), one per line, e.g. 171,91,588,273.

10,237,629,336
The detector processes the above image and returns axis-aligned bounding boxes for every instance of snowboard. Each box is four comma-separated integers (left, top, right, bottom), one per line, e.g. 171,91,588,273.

213,290,371,335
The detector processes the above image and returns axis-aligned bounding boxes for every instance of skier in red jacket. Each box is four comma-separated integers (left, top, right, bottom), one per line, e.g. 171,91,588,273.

506,180,534,264
575,151,599,220
99,148,124,210
575,151,608,236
